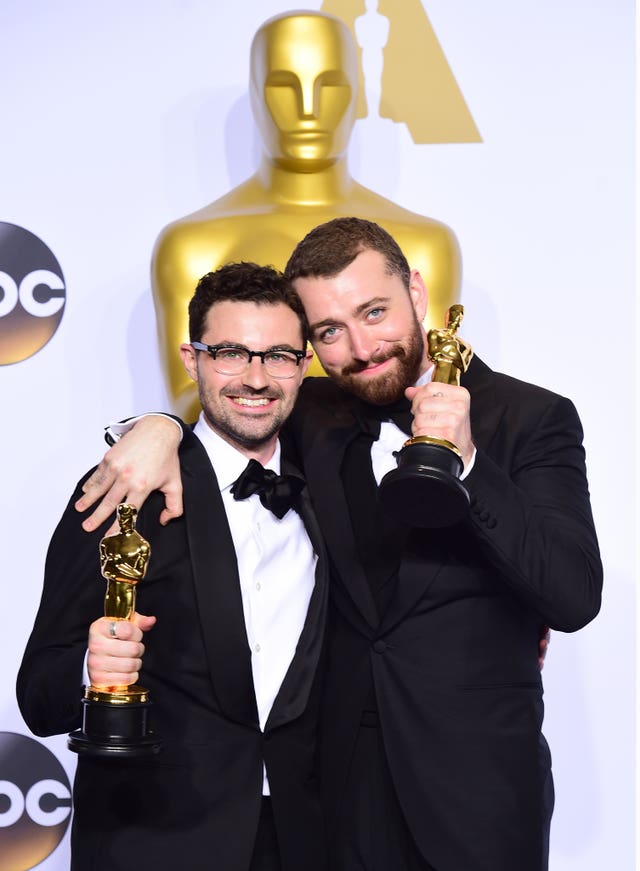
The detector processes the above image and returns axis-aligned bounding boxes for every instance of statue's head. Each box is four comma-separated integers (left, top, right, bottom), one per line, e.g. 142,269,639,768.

447,304,464,329
250,12,358,170
117,503,136,530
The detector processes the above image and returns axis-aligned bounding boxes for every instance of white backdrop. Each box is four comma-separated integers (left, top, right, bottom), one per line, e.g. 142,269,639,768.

0,1,635,869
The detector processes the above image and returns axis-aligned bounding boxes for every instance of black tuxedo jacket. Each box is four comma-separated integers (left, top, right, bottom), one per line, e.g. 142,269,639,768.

290,356,602,871
17,430,329,871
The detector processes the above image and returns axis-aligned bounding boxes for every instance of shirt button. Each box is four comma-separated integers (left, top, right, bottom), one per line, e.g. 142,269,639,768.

256,582,261,591
373,640,387,654
255,644,261,653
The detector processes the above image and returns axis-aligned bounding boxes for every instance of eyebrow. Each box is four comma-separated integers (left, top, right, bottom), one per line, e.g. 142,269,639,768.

308,297,390,333
208,341,302,352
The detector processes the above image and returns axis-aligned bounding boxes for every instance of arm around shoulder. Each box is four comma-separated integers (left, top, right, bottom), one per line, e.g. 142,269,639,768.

75,413,187,531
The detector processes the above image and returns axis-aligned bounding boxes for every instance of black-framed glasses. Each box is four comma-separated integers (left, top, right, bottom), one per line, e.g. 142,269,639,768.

191,342,307,379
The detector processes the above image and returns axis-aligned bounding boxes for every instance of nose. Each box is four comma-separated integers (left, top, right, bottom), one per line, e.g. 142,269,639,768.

241,355,269,389
348,327,378,363
298,77,319,119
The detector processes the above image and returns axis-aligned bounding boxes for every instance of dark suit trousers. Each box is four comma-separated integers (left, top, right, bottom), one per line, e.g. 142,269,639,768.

333,434,435,870
249,799,282,871
332,715,437,871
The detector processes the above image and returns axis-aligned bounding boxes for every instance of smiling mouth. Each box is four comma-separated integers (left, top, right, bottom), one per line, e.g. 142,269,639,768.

348,358,394,377
229,396,274,408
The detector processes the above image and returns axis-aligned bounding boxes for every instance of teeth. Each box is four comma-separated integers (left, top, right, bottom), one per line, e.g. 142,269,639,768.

234,397,270,407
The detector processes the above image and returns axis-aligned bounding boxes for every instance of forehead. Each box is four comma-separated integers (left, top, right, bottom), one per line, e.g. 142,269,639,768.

253,17,356,81
202,300,302,346
292,250,408,325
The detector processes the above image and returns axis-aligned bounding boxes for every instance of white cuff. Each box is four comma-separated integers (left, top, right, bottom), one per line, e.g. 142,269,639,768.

460,447,477,480
105,413,183,444
82,649,90,688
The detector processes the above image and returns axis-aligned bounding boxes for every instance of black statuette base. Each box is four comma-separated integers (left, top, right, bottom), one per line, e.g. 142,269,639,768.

379,441,470,528
68,698,163,758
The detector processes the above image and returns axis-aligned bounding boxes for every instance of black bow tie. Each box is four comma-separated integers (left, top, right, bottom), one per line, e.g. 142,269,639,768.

355,397,413,438
231,459,304,519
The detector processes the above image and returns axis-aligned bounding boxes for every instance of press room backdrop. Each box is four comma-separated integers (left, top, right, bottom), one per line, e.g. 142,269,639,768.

0,1,635,869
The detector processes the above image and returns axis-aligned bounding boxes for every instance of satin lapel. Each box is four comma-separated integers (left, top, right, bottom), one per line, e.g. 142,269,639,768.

266,470,329,731
180,433,258,728
462,355,505,453
379,527,453,634
303,419,379,632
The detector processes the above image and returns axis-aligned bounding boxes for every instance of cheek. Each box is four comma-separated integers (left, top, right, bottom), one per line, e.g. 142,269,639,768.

265,88,299,127
313,344,345,371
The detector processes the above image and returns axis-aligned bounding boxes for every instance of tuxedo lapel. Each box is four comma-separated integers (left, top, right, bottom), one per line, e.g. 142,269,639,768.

303,415,379,632
266,470,329,731
180,433,259,728
462,355,506,452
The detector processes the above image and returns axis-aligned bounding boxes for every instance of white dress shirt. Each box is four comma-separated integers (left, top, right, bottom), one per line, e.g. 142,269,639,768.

194,415,317,794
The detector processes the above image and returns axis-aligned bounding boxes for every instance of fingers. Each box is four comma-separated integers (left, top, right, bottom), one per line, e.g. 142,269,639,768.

159,470,184,526
538,626,551,671
75,447,139,531
87,614,156,688
406,383,475,466
75,417,184,532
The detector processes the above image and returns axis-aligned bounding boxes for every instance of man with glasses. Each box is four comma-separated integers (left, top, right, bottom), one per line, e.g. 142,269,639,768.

17,263,329,871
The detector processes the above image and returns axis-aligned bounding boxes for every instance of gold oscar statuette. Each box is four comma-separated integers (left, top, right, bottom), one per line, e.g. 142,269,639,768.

379,305,473,528
68,504,163,757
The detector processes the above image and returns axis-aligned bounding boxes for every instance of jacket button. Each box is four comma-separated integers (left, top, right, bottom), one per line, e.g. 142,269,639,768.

373,640,387,654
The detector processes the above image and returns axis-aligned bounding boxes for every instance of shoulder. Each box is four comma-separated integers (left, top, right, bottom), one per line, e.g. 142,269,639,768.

287,378,356,442
468,355,575,404
296,378,355,418
467,356,583,435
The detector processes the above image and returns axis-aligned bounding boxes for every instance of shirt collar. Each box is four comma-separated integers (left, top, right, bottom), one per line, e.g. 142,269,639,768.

193,412,281,492
416,364,434,387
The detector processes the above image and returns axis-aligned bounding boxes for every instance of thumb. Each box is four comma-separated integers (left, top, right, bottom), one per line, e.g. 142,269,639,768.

132,612,157,632
159,490,184,526
404,386,418,402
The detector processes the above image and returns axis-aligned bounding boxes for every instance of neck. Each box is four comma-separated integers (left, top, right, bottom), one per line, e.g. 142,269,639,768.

416,332,432,381
256,154,354,205
205,417,278,466
239,442,278,466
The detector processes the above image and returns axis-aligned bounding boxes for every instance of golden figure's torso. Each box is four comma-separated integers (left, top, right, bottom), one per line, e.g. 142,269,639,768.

154,173,461,419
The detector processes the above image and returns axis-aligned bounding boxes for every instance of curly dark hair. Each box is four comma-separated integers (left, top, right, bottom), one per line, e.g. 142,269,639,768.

188,262,309,345
284,217,411,290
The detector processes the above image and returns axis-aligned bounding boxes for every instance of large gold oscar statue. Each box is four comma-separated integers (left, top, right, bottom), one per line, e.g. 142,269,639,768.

152,10,461,421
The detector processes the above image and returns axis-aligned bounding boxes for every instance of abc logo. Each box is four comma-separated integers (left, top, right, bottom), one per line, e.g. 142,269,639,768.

0,222,66,366
0,732,71,871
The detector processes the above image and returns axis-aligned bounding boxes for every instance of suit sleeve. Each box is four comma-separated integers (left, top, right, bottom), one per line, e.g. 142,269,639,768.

464,393,602,632
16,474,109,737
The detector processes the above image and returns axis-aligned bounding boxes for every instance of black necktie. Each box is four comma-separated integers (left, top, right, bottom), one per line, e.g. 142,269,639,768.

231,459,304,519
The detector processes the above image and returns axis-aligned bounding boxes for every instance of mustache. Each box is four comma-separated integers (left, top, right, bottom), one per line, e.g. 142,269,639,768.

342,346,406,377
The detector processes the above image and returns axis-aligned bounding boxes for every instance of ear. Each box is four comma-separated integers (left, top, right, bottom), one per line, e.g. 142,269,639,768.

299,346,314,379
408,270,427,322
179,343,198,382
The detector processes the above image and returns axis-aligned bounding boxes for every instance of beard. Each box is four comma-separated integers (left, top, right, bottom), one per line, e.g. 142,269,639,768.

331,319,425,405
199,383,291,451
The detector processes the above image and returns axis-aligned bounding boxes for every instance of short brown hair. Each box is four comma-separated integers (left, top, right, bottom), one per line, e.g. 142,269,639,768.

188,262,309,345
284,217,411,289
